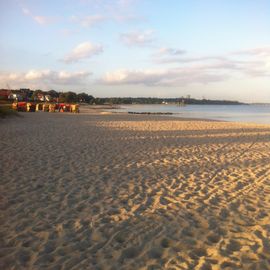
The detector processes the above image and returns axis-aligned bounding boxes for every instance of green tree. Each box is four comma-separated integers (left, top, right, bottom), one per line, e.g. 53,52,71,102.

77,92,94,103
31,89,43,100
59,91,77,103
47,90,59,98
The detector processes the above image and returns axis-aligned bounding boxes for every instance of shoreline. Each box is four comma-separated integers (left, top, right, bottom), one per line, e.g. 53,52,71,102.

1,112,270,269
101,103,270,125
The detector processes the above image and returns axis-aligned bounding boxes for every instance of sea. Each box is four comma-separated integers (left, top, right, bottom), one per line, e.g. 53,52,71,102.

111,104,270,124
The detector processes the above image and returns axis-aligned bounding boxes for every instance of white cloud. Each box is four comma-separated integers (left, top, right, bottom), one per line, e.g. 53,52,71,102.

232,46,270,77
22,7,30,15
71,0,142,28
154,47,186,57
63,42,103,63
25,69,51,80
100,67,227,87
22,7,55,25
100,46,270,87
71,13,144,28
0,70,92,89
156,56,228,65
120,30,155,46
151,46,270,79
33,16,53,25
233,46,270,57
71,14,106,27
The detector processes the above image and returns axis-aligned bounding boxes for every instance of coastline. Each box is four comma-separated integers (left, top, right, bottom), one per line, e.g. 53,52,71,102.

1,110,270,269
106,103,270,125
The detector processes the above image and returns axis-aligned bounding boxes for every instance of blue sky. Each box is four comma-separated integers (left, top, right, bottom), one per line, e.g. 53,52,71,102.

1,0,270,102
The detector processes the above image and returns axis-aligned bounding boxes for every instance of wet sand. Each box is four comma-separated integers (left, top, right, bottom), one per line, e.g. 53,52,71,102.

1,110,270,270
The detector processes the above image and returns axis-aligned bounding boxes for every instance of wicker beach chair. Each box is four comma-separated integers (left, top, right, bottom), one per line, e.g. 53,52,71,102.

59,103,65,112
12,102,18,111
43,103,49,112
36,103,43,111
65,104,71,112
17,102,27,112
49,104,56,112
71,104,80,113
26,103,36,112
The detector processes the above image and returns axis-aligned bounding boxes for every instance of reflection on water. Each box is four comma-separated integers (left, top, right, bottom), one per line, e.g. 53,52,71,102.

112,104,270,124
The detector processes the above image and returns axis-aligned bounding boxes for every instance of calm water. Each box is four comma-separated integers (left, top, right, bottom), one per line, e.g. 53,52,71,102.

112,104,270,124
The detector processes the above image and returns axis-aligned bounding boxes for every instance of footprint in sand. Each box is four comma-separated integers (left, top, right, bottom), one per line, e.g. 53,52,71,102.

226,239,242,254
207,233,221,244
120,246,141,260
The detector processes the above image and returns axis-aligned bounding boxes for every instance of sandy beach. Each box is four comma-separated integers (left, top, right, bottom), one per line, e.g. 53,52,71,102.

1,109,270,270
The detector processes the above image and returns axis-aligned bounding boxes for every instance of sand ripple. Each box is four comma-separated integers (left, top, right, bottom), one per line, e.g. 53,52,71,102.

1,112,270,269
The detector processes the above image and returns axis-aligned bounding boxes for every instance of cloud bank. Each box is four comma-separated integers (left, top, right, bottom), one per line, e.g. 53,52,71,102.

63,42,103,63
100,46,270,87
0,70,92,89
100,67,226,87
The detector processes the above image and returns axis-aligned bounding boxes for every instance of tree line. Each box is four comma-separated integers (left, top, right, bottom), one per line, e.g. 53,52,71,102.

12,89,244,105
93,97,244,105
18,89,95,103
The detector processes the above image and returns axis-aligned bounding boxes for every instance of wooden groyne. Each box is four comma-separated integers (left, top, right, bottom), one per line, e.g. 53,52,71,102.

128,111,173,115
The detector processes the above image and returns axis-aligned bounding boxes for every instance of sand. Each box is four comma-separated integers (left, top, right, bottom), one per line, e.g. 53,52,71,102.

1,109,270,270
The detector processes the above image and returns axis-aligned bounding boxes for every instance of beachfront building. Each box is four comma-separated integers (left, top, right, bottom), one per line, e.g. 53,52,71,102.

0,89,12,100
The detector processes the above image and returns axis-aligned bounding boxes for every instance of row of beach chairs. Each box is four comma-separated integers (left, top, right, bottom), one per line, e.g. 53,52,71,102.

12,102,80,113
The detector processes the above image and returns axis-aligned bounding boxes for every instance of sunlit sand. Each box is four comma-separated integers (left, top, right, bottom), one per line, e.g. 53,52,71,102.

1,109,270,270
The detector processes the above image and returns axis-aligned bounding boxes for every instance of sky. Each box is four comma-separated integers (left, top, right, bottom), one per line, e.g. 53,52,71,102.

0,0,270,102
